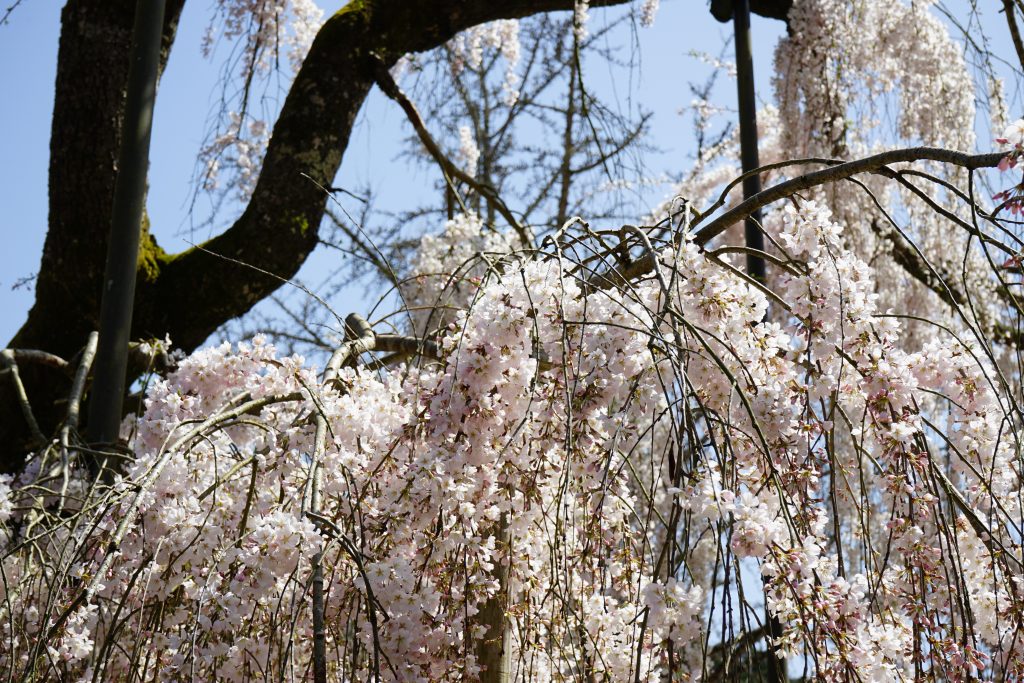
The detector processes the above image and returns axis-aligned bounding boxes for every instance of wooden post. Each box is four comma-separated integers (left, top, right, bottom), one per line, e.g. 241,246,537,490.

476,514,511,683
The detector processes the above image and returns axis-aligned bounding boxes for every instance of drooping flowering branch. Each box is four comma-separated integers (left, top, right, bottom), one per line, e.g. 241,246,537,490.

6,174,1024,679
7,1,1024,680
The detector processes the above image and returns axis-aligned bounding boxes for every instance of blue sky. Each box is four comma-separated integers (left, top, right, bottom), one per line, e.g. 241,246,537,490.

4,0,1001,348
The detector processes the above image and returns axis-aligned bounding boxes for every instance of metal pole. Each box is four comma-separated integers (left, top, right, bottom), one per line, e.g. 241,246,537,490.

715,4,788,679
733,0,767,281
732,8,786,680
87,0,167,462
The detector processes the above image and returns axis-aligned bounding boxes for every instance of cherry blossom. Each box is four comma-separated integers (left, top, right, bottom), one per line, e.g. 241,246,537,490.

4,1,1024,681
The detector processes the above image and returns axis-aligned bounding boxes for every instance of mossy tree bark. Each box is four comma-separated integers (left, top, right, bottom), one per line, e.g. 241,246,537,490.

1,0,792,471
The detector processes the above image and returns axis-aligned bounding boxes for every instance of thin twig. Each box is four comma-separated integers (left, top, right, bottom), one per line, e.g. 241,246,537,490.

370,53,534,247
0,0,25,26
1003,0,1024,71
0,349,46,447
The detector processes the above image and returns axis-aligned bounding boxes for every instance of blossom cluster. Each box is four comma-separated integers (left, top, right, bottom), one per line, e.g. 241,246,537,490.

449,19,522,106
6,190,1024,680
995,118,1024,215
202,0,323,75
401,212,514,336
198,114,269,200
5,1,1024,681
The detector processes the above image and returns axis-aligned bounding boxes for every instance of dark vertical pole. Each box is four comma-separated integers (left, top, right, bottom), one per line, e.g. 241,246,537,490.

87,0,167,462
733,5,784,680
733,0,766,281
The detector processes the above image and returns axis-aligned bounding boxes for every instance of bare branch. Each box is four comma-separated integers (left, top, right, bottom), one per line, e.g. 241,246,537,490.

370,54,533,247
604,148,1006,288
1003,0,1024,71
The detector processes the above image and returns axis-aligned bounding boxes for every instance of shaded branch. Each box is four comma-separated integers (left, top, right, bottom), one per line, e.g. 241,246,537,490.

3,349,70,374
61,331,99,454
0,350,46,447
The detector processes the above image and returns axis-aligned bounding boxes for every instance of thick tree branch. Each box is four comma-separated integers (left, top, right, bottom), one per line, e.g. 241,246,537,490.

137,0,645,352
604,148,1006,288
